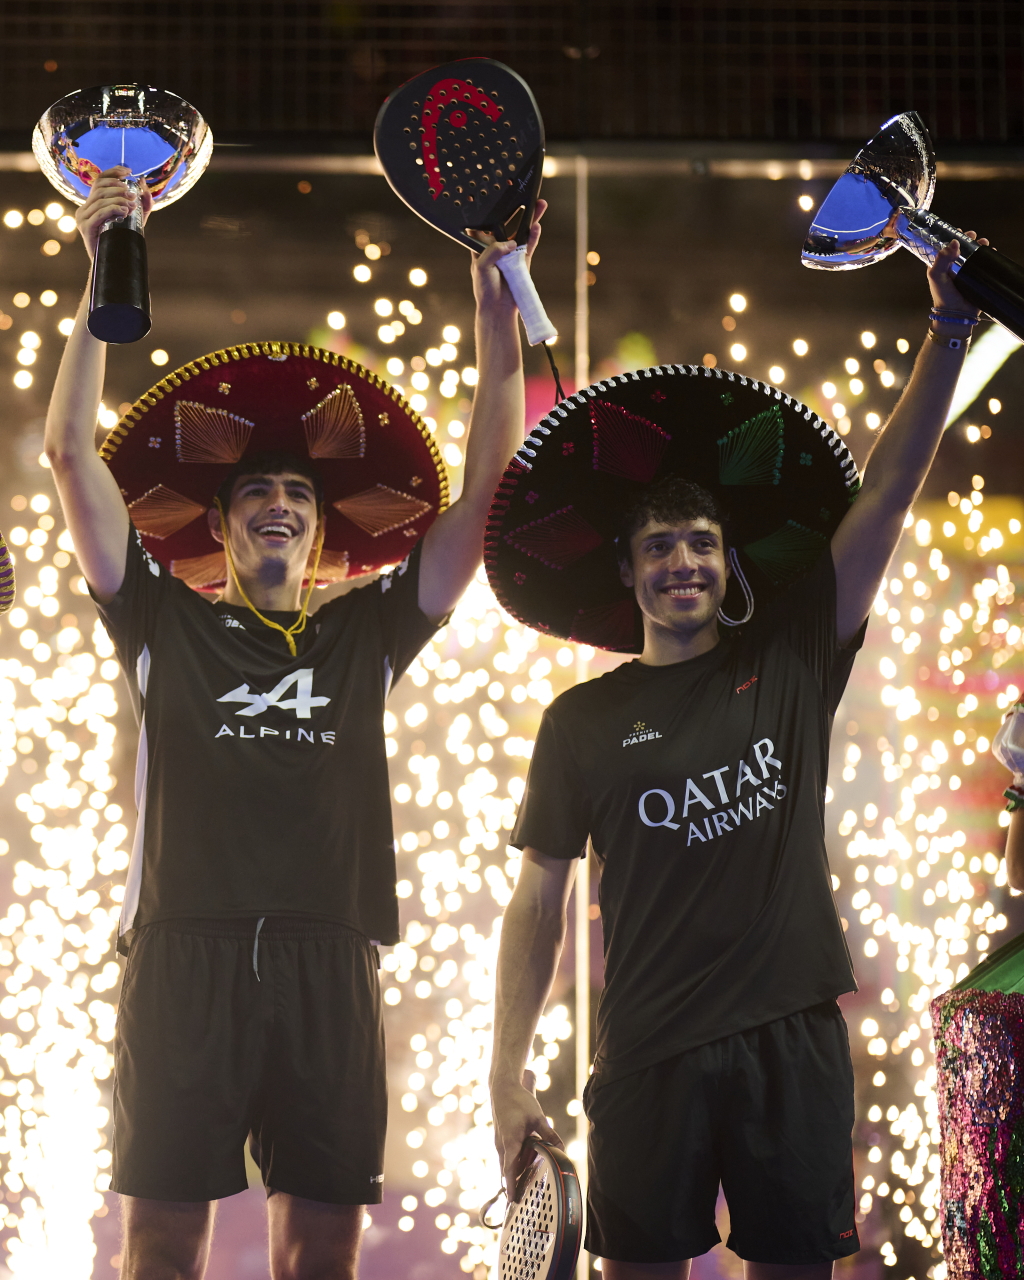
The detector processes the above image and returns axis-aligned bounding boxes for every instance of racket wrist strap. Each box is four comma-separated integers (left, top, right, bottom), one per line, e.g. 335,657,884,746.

496,246,558,346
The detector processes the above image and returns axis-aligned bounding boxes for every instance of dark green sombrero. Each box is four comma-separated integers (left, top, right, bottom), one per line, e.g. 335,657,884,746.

485,364,861,652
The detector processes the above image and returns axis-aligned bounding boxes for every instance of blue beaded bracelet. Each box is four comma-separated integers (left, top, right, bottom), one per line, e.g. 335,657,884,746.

929,310,978,326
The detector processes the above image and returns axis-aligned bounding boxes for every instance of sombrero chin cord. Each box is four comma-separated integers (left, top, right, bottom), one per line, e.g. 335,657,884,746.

214,499,326,657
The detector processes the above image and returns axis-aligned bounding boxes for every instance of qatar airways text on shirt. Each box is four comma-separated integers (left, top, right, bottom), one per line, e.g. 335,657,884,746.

636,737,788,846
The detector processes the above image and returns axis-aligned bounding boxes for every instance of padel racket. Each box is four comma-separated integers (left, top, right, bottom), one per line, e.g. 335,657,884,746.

374,58,557,350
481,1138,583,1280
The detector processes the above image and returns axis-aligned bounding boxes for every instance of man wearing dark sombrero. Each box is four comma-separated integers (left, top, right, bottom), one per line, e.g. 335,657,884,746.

487,235,987,1275
45,167,541,1278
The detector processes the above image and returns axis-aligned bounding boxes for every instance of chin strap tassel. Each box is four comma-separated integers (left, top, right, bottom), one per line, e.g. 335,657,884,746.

717,548,755,626
215,499,326,657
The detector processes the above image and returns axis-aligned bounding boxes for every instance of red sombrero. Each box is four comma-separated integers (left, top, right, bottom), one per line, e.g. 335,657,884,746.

485,364,861,652
100,341,449,590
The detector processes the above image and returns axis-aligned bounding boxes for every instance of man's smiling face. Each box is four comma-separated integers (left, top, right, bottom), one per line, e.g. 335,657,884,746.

619,517,730,643
210,471,319,584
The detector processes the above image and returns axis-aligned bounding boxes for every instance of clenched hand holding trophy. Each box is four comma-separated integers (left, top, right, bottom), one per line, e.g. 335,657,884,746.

33,84,212,343
802,110,1024,341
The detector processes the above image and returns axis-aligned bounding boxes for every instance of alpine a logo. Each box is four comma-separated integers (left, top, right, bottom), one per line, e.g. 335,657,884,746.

213,668,335,744
623,720,663,748
217,668,330,720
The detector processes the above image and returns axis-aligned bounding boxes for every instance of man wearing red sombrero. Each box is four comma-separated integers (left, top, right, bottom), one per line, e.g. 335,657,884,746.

488,237,987,1275
44,167,540,1279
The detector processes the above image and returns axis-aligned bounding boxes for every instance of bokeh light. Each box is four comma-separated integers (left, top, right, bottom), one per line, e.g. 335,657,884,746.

0,487,125,1276
0,224,1016,1280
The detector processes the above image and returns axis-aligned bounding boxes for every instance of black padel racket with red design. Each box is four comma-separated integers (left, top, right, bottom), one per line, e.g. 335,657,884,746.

374,58,557,349
481,1139,583,1280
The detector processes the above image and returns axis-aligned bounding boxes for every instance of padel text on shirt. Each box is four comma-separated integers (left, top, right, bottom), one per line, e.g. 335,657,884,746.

95,531,441,950
510,551,863,1081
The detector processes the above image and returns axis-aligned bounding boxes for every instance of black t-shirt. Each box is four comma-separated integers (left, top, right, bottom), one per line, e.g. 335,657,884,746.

96,530,442,949
510,550,864,1082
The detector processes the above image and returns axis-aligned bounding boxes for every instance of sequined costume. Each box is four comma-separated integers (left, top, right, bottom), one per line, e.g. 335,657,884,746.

932,929,1024,1276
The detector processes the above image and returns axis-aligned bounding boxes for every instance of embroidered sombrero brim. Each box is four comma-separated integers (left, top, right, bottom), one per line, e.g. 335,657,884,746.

101,342,449,591
485,364,861,652
0,533,15,614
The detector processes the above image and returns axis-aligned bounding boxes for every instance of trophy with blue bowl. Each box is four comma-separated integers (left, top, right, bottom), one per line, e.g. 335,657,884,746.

802,110,1024,341
33,84,213,344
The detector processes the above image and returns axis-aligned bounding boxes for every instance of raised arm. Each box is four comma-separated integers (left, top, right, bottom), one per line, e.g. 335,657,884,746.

417,205,545,620
489,845,576,1192
830,234,986,646
44,168,151,603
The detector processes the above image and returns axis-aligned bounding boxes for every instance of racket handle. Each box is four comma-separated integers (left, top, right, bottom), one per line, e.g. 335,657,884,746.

496,245,557,347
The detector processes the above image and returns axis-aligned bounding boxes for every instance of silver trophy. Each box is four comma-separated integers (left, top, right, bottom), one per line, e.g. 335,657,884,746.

802,111,1024,340
33,85,213,344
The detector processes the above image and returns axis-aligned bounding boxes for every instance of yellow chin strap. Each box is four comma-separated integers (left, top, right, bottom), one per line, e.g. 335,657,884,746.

215,499,326,658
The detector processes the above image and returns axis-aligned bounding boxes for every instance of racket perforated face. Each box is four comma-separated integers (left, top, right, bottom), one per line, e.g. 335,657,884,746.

499,1143,582,1280
375,58,545,252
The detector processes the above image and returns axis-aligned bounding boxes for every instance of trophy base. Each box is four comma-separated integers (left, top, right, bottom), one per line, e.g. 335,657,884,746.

89,225,152,345
88,304,152,345
955,244,1024,343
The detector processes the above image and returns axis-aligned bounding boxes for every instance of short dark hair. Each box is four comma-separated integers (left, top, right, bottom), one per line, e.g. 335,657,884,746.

615,475,729,566
214,451,324,513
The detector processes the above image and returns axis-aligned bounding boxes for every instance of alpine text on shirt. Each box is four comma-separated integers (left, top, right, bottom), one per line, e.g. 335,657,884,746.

95,531,442,950
510,550,864,1082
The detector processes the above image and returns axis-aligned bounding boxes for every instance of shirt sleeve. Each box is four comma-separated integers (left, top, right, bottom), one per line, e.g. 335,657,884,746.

509,701,592,860
749,548,866,715
372,540,452,691
90,528,177,677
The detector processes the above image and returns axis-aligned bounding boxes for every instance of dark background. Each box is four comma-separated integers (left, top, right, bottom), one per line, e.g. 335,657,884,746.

2,1,1022,504
1,1,1024,147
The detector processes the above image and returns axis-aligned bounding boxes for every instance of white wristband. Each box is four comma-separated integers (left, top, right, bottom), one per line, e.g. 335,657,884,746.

496,246,557,347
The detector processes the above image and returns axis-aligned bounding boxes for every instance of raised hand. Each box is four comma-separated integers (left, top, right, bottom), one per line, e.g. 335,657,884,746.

75,166,152,262
468,198,547,317
928,230,990,316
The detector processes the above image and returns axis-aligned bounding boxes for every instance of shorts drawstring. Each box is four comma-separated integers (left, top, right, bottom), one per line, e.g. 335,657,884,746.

253,917,265,981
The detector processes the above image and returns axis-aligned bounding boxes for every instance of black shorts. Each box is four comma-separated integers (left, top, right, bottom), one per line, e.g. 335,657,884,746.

583,1001,859,1265
111,917,386,1205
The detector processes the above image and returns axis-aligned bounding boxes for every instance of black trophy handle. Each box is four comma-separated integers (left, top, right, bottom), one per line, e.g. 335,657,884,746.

88,224,152,344
953,246,1024,343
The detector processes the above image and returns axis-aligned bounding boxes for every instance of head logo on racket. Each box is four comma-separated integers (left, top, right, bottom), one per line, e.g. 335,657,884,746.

419,80,503,202
375,59,558,356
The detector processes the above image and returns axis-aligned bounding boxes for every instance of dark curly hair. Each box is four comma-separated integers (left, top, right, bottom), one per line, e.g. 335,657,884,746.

615,475,729,567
